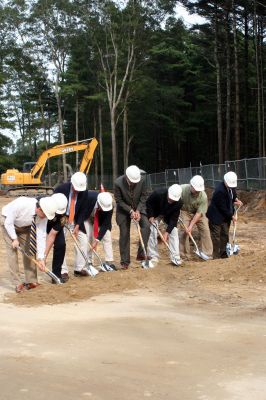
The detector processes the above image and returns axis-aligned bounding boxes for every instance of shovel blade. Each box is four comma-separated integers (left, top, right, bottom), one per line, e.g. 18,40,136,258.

141,260,154,269
194,250,209,261
46,270,62,284
233,244,240,255
83,265,99,277
226,243,232,257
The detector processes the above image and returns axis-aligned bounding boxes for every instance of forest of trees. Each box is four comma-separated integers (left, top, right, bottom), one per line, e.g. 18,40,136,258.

0,0,265,184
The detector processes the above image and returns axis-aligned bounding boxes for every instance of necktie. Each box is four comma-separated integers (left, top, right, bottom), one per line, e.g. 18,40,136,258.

93,208,99,238
69,191,77,224
29,217,37,256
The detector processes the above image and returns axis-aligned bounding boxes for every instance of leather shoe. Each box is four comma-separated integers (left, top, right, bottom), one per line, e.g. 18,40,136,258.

136,255,151,261
15,283,26,293
25,282,40,290
74,269,90,277
120,263,129,270
61,273,69,283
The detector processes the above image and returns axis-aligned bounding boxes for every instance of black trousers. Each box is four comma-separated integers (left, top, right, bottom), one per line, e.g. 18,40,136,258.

47,226,66,278
209,221,230,259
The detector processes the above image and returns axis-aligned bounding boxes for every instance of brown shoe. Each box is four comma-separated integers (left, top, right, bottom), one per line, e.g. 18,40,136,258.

61,273,69,283
74,269,90,277
25,282,40,290
120,263,129,270
15,283,26,293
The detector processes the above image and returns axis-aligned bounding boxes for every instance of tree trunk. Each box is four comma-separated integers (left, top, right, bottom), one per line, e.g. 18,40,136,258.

232,0,240,160
253,1,262,156
259,18,265,156
123,106,128,169
55,75,67,180
243,4,249,156
98,104,104,185
214,6,223,163
75,99,79,170
225,10,231,161
111,108,117,186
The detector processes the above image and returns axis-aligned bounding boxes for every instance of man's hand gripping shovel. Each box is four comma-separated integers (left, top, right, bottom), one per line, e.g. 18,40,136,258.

178,218,209,261
17,245,62,284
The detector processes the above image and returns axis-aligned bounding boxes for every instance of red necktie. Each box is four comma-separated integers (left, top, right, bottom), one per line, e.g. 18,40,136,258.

68,191,77,224
93,208,99,238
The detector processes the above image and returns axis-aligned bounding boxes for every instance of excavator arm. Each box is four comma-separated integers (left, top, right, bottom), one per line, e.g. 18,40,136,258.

1,138,98,196
30,138,98,179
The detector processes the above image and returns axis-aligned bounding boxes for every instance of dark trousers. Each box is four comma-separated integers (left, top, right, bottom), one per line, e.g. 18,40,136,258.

209,221,230,259
117,213,150,265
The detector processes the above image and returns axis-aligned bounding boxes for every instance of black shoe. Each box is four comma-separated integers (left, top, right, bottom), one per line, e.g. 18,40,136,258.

61,273,69,283
120,263,129,270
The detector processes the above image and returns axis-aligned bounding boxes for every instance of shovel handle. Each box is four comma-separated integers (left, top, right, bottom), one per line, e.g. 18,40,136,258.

178,218,199,250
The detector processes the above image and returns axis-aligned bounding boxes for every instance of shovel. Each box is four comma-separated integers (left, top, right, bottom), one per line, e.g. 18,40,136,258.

133,220,154,268
151,222,181,266
226,205,241,257
17,246,62,284
65,225,99,277
178,218,209,261
87,240,116,272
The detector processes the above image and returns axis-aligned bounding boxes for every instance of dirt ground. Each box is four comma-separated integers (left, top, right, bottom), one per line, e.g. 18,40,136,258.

0,191,265,400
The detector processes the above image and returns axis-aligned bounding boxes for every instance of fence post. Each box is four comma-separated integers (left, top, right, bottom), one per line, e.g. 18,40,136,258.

244,159,248,190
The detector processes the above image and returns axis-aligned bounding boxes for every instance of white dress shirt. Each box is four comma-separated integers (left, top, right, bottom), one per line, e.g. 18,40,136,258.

2,197,47,259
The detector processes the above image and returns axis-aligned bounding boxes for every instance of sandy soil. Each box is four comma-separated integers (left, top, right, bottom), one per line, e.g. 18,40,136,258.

0,191,265,400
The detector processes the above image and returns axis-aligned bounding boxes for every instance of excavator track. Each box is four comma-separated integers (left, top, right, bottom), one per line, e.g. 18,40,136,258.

5,186,54,197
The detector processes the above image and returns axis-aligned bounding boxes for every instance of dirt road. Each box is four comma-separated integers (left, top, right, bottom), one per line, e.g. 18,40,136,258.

0,192,265,399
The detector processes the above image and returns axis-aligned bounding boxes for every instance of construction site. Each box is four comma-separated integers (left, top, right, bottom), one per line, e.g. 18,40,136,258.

0,189,265,400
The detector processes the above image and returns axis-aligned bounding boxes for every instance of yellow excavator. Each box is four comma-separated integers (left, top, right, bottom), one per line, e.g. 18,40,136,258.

1,138,98,196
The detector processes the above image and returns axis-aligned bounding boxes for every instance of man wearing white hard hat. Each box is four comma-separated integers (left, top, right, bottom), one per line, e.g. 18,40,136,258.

180,175,213,260
75,190,116,275
1,196,57,293
146,184,183,265
114,165,150,269
53,171,88,281
207,171,243,258
44,193,68,282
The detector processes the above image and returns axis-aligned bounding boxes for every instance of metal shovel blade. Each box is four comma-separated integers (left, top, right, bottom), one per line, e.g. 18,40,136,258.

83,264,99,277
226,243,233,257
172,256,181,267
46,270,63,284
102,263,115,272
141,259,154,269
233,244,240,255
194,250,210,261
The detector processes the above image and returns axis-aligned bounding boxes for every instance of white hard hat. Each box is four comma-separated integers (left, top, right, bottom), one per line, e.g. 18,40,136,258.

125,165,141,183
168,184,182,201
97,192,113,211
39,197,57,220
190,175,205,191
224,171,237,188
52,193,68,214
71,172,87,191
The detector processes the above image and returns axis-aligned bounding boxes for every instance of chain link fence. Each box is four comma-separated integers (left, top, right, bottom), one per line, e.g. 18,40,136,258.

146,157,266,191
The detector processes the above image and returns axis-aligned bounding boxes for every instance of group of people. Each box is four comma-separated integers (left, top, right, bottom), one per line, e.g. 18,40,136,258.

1,165,242,293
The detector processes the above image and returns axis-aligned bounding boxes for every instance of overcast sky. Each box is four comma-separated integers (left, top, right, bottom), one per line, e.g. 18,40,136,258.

175,3,206,26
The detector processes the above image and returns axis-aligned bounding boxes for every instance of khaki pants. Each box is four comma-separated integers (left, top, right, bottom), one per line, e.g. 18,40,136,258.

1,216,37,285
179,211,213,259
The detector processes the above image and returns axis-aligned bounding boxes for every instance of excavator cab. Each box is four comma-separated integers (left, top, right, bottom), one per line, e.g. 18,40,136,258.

23,162,36,172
